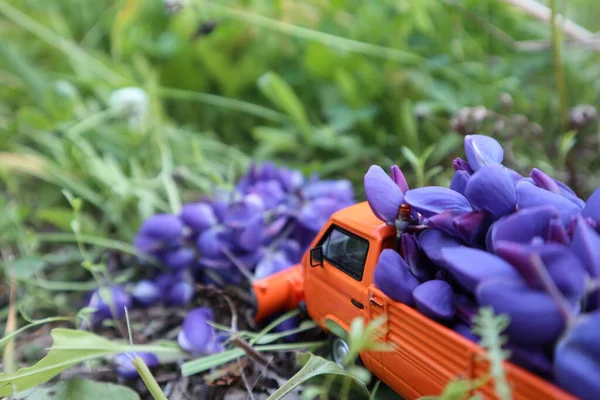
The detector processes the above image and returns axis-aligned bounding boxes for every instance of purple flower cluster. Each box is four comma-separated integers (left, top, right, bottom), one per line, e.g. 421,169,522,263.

82,162,353,378
366,134,600,399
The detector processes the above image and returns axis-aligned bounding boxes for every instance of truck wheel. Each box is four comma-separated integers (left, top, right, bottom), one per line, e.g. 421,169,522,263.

329,335,350,367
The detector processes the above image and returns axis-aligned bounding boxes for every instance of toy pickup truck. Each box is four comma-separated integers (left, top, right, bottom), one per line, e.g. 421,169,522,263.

251,201,575,400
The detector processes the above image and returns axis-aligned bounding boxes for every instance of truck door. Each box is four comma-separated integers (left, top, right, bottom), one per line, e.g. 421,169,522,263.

305,224,371,332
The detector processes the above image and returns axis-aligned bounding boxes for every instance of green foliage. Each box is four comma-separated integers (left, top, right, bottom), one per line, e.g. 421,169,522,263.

268,352,370,400
19,378,140,400
0,328,185,396
472,308,512,400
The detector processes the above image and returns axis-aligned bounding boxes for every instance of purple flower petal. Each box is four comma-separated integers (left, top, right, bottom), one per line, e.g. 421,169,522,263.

401,233,437,282
164,247,196,271
464,134,503,171
494,241,587,303
165,280,194,306
490,205,559,252
236,216,264,251
440,247,522,293
476,279,566,346
452,322,479,343
138,214,183,241
453,157,473,174
454,294,478,325
413,280,455,320
132,280,161,307
530,168,561,193
449,170,470,196
465,164,516,217
196,227,232,260
390,165,409,193
571,215,600,279
555,311,600,399
373,249,419,305
547,217,570,245
254,251,292,279
115,352,159,379
418,229,463,267
516,181,582,224
177,307,216,354
507,344,553,378
180,203,218,233
583,185,600,229
87,285,132,326
452,211,493,247
364,165,404,223
277,239,302,264
404,187,472,218
297,197,344,233
224,194,264,229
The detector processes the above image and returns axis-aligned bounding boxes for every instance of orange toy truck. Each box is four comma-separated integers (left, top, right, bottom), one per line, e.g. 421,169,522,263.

251,201,575,400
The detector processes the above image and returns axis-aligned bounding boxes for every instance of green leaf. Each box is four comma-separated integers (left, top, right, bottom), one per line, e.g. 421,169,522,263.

7,256,46,279
258,71,312,141
266,353,370,400
0,328,186,396
399,99,419,152
19,378,140,400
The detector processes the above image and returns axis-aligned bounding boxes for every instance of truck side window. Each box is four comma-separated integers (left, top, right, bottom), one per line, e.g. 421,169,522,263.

320,226,369,281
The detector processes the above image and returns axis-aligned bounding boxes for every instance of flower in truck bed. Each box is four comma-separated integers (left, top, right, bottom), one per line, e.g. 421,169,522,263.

367,133,600,398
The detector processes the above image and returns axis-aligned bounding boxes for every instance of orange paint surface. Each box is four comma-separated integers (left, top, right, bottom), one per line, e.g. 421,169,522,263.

253,202,575,400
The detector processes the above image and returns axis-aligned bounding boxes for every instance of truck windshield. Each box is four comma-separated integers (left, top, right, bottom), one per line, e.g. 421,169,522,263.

320,225,369,281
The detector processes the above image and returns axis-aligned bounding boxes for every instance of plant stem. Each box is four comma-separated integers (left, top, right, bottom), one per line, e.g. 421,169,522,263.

133,356,169,400
550,0,568,130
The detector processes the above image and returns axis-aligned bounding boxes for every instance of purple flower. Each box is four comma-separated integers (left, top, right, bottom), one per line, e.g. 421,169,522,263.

440,247,522,293
464,134,504,171
254,251,293,279
570,215,600,307
132,280,161,307
196,227,233,261
530,168,561,193
178,307,222,355
390,165,409,194
476,279,567,346
401,233,437,282
488,205,559,252
582,186,600,229
297,197,345,233
223,194,264,229
452,322,479,343
449,170,470,196
235,216,264,251
114,352,159,379
464,164,516,217
547,217,570,245
404,187,472,218
364,165,405,223
453,157,473,174
516,181,582,224
180,203,218,233
413,280,455,320
373,249,419,305
507,344,553,378
555,311,600,400
134,214,183,256
494,241,587,303
425,210,491,247
302,180,354,203
163,247,196,271
87,285,132,327
418,229,463,267
165,280,194,306
247,180,287,209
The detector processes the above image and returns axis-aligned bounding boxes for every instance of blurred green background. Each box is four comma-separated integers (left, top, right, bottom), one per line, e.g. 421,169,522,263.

1,0,600,247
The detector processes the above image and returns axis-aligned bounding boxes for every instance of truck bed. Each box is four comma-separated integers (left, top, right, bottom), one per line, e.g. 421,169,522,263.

366,285,575,400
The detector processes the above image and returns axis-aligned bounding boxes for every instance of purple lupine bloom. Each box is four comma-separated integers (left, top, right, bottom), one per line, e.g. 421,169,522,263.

364,165,405,224
476,279,567,346
254,251,293,279
178,307,222,355
555,311,600,400
463,134,504,171
418,228,463,267
180,202,218,234
373,249,419,305
133,214,183,256
464,164,516,218
401,233,437,282
404,187,472,218
582,186,600,230
494,241,587,303
449,170,470,196
163,247,196,271
165,280,194,306
516,181,582,225
114,352,159,379
440,247,522,293
413,280,455,321
87,285,132,327
453,157,474,174
132,280,161,307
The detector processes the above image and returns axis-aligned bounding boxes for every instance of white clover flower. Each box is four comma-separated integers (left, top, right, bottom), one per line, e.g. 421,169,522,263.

108,87,150,130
